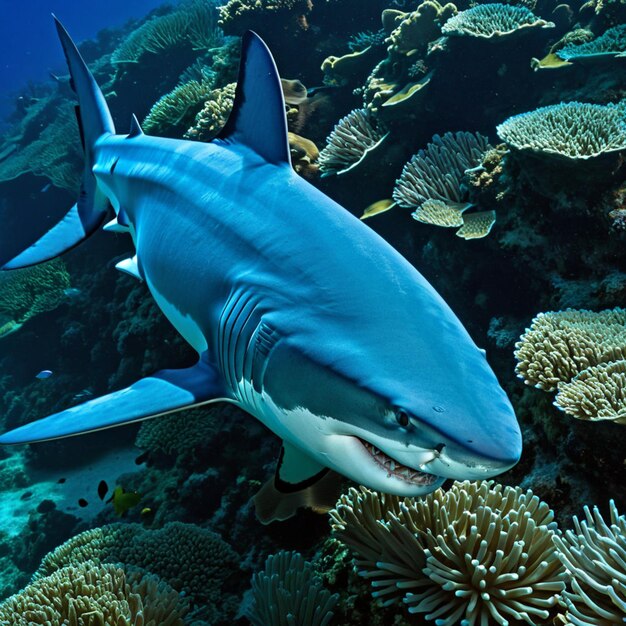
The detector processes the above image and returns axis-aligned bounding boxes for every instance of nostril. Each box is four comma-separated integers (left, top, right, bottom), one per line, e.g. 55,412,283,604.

434,443,445,454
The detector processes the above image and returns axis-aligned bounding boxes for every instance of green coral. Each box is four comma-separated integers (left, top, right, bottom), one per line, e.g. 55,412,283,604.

36,522,240,620
442,3,554,39
111,0,223,64
497,102,626,161
248,551,339,626
0,259,70,339
0,561,188,625
143,78,215,136
330,481,566,625
185,82,236,141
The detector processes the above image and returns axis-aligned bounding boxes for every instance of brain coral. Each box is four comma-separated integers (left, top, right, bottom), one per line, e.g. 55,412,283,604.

393,131,490,209
496,102,626,161
514,308,626,392
318,108,388,177
558,24,626,61
0,259,70,339
442,3,554,39
0,560,188,625
36,522,240,619
185,82,236,141
554,501,626,625
555,359,626,423
248,551,339,626
330,481,565,625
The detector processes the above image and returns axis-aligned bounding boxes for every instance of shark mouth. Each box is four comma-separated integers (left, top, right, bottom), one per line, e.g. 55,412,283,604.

360,439,441,487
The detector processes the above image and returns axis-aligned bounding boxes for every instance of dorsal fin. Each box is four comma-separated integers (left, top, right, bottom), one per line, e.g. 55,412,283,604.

128,114,144,138
217,31,290,165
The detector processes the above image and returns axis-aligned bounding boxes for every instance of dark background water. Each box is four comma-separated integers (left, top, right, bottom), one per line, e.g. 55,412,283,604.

0,0,170,124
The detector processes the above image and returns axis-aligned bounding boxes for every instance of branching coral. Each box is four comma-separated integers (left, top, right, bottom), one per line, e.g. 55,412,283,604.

514,308,626,392
393,131,490,209
554,360,626,423
143,78,215,136
318,108,388,177
442,3,554,39
496,102,626,161
330,481,566,625
112,0,222,64
185,82,236,141
36,522,240,619
557,24,626,61
247,551,339,626
0,259,70,339
554,501,626,625
0,561,188,625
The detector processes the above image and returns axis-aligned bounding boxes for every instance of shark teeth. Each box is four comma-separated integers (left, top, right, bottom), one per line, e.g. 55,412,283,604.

361,440,440,487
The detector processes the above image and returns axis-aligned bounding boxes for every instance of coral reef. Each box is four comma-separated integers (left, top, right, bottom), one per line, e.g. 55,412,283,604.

0,561,188,625
557,23,626,61
184,82,236,141
554,501,626,625
0,260,70,339
247,550,339,626
218,0,313,36
330,481,566,624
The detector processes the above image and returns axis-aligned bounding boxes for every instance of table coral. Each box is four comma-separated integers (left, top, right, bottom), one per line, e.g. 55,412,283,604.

497,101,626,161
442,3,554,39
554,501,626,624
557,24,626,61
330,481,566,625
247,551,339,626
0,561,188,625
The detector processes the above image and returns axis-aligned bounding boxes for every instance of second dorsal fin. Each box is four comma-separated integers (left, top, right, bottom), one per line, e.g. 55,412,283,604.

217,31,291,166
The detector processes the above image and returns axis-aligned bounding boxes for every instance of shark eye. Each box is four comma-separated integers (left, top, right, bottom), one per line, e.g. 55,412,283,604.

395,408,410,428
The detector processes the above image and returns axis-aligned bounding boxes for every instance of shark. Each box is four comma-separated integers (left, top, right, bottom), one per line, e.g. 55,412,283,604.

0,18,522,522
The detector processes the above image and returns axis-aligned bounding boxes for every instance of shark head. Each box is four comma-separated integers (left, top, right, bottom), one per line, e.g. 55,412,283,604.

261,312,522,497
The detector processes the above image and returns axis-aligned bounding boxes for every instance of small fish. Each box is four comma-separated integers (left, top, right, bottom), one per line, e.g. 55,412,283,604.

109,486,141,517
97,480,108,501
40,183,51,193
64,287,82,299
140,507,153,517
78,498,88,507
361,199,396,220
57,477,66,484
35,370,53,379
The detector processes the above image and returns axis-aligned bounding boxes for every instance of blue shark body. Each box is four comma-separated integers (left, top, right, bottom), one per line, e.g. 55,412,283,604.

0,21,522,521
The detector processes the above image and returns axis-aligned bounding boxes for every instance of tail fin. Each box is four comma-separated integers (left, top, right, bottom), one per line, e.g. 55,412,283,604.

2,16,115,270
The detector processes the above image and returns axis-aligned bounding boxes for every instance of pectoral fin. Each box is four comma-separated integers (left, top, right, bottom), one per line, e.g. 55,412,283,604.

253,442,343,524
0,357,228,445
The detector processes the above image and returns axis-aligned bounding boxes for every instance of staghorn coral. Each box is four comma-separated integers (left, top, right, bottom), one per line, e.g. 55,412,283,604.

112,0,222,64
35,522,240,619
514,308,626,392
554,501,626,625
558,24,626,61
393,131,490,209
185,82,236,141
247,551,339,626
143,78,215,136
318,108,388,177
442,3,554,39
554,360,626,423
330,481,565,625
0,561,188,625
496,102,626,162
0,259,71,339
